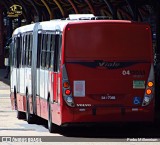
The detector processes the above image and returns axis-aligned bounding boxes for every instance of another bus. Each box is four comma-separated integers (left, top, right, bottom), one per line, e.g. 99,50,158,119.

10,14,154,133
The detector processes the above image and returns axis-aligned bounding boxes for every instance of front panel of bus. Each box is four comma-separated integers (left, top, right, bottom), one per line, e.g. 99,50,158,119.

62,21,154,124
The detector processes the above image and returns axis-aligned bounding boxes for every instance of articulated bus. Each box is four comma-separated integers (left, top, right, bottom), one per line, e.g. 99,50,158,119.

10,14,154,133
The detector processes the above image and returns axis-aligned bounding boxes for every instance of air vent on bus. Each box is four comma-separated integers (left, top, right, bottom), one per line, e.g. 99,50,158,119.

91,16,112,20
68,14,94,20
67,14,112,20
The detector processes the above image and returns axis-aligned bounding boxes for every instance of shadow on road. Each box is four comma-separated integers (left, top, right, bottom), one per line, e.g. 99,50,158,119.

60,123,160,138
26,116,160,138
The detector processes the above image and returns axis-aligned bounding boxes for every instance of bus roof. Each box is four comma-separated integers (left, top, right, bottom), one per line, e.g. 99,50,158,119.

12,20,69,35
12,19,149,36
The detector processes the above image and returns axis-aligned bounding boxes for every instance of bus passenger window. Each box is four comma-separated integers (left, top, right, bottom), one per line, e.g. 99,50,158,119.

54,34,62,72
46,34,51,69
22,35,25,67
41,34,47,69
37,33,42,68
13,37,17,67
24,35,29,66
13,36,20,68
19,36,22,68
28,34,33,67
50,34,55,70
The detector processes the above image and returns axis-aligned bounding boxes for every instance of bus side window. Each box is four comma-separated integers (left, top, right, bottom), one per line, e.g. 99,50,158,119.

41,34,47,69
24,34,28,66
37,33,42,68
28,34,33,67
46,34,51,69
13,37,17,67
22,35,25,67
14,36,20,68
50,34,55,70
54,34,62,72
19,35,23,68
26,34,30,67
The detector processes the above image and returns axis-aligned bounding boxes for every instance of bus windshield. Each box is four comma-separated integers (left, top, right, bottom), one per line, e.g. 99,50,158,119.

65,21,152,61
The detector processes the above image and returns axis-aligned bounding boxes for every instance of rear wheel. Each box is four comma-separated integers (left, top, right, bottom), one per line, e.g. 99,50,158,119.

17,111,25,119
26,93,34,124
14,87,25,119
48,98,59,133
14,86,17,110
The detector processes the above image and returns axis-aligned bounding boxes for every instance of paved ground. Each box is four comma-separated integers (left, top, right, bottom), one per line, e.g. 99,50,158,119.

0,69,59,136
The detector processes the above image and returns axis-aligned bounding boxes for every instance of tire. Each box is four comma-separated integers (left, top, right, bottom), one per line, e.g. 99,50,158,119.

14,87,25,119
17,110,25,119
14,87,17,110
26,93,34,124
48,98,59,133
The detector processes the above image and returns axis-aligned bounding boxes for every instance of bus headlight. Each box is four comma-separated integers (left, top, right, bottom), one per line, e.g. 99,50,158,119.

66,96,73,103
142,64,154,107
62,65,75,107
144,96,150,103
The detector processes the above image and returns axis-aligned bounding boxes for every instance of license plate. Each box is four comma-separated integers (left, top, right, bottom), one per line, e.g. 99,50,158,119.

101,95,116,100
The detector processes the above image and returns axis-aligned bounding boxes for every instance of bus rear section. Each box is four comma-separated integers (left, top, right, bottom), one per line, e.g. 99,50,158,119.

62,21,154,124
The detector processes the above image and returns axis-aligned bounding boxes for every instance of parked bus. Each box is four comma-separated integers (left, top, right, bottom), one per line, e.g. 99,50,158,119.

10,14,154,133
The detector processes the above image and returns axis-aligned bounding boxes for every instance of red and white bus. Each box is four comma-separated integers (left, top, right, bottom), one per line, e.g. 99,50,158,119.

10,14,154,133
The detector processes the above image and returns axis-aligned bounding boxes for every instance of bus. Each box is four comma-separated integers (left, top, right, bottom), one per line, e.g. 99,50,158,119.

10,14,154,133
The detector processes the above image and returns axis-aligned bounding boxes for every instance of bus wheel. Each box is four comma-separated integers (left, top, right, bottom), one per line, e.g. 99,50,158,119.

17,111,25,119
48,98,59,133
14,87,25,119
14,86,17,110
26,93,33,124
